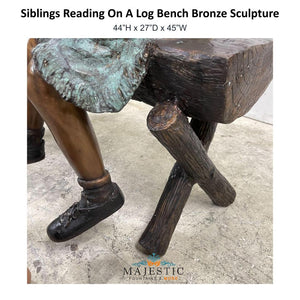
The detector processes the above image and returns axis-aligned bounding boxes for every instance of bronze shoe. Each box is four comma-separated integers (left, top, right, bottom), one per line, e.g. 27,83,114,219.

27,127,45,164
47,182,124,242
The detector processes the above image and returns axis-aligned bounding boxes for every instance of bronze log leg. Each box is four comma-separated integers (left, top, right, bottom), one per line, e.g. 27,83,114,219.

138,102,236,256
138,120,217,256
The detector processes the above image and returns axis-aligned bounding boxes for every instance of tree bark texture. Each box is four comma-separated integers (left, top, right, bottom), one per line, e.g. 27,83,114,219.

139,102,235,255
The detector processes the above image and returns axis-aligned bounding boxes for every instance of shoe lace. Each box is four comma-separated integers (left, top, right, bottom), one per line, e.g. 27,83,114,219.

59,202,81,228
59,201,102,228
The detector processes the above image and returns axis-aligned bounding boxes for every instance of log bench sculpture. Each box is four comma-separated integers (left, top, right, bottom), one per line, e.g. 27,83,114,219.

27,38,273,256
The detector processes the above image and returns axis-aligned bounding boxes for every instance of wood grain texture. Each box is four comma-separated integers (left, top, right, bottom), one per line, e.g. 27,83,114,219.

139,120,217,256
133,38,273,123
147,102,236,206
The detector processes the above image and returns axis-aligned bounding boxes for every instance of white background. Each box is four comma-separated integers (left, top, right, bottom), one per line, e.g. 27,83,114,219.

0,0,299,299
246,82,273,124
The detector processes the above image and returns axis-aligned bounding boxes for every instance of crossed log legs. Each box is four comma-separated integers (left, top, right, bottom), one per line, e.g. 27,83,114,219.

139,102,236,256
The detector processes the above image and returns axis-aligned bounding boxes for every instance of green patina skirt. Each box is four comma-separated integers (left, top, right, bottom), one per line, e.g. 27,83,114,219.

32,38,153,113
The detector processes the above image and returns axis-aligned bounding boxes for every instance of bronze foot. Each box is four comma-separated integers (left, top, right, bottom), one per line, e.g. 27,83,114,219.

47,172,124,242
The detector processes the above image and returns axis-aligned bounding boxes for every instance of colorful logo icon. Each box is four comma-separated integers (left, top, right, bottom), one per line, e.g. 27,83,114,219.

132,253,175,267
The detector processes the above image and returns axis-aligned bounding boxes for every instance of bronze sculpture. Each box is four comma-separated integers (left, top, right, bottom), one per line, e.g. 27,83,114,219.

28,38,273,255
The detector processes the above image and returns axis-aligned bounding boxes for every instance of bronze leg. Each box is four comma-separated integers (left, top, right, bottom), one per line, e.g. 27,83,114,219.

27,59,105,180
27,38,105,179
27,59,124,242
27,99,44,130
27,99,46,164
27,39,46,164
28,40,43,131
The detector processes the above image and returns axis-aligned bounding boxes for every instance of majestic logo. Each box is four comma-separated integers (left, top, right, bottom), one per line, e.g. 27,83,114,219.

123,253,184,281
